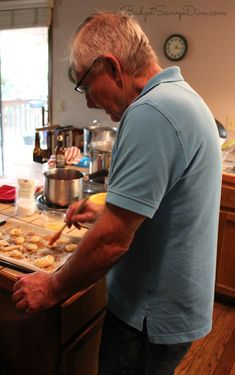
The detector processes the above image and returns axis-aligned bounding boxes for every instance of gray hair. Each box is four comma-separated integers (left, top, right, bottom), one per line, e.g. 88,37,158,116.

70,11,158,76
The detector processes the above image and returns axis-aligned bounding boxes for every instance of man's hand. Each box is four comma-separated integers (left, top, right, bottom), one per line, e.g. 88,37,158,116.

12,271,59,314
66,199,103,229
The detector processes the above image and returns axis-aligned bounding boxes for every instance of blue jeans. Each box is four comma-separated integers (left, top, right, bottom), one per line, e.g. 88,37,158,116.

98,309,192,375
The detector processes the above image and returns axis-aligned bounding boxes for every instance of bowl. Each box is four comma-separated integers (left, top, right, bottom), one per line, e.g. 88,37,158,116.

40,210,66,231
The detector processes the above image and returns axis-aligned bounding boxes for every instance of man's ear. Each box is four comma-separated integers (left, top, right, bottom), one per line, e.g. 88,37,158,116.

103,55,123,85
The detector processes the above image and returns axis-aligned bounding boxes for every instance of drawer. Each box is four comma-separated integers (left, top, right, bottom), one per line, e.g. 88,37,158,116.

221,183,235,210
60,277,106,344
60,310,105,375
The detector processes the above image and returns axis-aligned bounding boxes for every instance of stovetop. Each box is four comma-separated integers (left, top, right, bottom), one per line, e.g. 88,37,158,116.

35,194,68,211
35,181,105,211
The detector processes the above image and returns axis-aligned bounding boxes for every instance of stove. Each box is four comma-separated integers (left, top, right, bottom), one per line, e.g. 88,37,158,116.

36,194,68,211
35,181,105,211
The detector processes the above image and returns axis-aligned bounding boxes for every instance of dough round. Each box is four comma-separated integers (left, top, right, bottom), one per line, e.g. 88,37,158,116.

65,243,77,252
14,236,25,245
30,235,40,243
27,243,38,252
9,249,24,259
10,228,22,236
0,240,9,247
34,255,55,268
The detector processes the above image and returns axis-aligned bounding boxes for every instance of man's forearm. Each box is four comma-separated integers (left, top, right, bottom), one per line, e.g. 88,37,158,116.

11,204,145,314
51,227,122,302
51,205,139,302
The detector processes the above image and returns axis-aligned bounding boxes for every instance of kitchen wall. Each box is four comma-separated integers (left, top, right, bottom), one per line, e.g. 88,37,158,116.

52,0,235,130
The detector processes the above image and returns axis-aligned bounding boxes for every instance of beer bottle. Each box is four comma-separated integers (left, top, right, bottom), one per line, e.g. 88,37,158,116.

55,132,65,168
33,131,43,163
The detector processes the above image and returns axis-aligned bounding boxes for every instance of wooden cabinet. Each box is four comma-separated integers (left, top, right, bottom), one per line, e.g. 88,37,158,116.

216,210,235,297
59,277,106,375
60,311,105,375
216,173,235,298
0,284,60,374
0,205,107,375
0,268,106,375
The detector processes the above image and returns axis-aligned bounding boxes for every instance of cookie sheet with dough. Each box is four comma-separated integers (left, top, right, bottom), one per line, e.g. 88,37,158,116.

0,218,85,272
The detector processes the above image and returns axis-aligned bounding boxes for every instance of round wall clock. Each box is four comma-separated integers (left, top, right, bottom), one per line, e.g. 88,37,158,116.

164,34,188,61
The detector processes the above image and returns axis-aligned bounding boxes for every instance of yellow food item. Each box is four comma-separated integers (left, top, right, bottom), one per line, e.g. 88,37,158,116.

1,245,23,252
0,240,8,247
14,236,25,245
88,192,107,206
44,222,64,231
10,228,23,236
27,243,38,252
30,235,40,243
9,249,24,259
34,255,55,268
65,243,77,252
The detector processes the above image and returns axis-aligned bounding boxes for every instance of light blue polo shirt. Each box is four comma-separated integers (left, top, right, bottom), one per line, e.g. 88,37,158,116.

105,67,222,344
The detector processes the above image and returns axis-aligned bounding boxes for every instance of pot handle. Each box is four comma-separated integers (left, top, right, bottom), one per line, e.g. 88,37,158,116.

83,168,109,181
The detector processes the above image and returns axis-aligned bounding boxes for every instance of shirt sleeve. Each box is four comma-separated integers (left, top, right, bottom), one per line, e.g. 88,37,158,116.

106,103,187,218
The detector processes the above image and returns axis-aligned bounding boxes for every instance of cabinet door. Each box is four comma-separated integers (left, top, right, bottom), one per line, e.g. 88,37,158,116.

216,210,235,298
60,310,105,375
0,288,60,375
60,277,106,345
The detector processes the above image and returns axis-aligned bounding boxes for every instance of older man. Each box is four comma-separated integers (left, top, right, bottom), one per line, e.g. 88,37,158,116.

12,12,222,375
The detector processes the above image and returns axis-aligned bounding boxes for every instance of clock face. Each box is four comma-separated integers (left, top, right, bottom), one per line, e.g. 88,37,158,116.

164,34,188,61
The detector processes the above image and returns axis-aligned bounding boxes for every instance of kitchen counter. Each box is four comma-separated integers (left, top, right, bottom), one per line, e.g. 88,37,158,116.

0,202,106,375
0,160,234,373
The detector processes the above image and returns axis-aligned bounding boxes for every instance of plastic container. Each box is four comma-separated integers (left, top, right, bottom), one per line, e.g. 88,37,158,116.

15,178,36,216
40,210,66,231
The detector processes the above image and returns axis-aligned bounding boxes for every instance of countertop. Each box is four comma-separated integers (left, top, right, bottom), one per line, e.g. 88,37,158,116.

0,159,233,285
0,200,88,286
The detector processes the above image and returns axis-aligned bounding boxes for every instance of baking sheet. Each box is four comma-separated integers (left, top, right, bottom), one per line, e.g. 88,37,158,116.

0,218,82,273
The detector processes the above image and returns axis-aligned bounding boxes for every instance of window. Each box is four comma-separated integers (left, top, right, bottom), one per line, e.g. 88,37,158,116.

0,27,49,173
0,0,53,176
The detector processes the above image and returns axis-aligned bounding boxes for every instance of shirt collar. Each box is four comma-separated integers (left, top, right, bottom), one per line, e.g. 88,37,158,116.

121,66,185,121
139,66,184,98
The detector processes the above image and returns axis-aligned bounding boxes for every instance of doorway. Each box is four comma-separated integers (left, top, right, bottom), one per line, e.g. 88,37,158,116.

0,27,49,175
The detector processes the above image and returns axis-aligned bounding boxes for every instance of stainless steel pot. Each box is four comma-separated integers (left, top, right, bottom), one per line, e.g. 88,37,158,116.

43,168,108,207
44,168,84,207
85,121,117,153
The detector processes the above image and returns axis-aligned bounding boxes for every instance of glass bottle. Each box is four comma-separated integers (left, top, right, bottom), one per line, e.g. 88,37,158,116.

55,132,65,168
33,131,43,163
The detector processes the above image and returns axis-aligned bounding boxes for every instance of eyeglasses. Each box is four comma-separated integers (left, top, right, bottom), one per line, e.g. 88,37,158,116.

74,56,102,94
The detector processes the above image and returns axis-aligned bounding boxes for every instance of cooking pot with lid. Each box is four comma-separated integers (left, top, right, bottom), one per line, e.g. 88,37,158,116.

84,121,117,174
85,120,117,153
